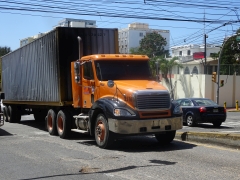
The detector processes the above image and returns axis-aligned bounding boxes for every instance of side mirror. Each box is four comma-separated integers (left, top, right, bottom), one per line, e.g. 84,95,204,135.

107,80,115,88
74,61,81,83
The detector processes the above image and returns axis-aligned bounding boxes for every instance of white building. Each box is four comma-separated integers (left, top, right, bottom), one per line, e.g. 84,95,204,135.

171,44,220,63
118,23,170,54
57,18,96,28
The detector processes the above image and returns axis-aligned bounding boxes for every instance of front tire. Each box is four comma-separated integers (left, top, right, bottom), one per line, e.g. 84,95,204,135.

56,110,71,139
94,114,114,149
155,130,176,145
46,109,58,135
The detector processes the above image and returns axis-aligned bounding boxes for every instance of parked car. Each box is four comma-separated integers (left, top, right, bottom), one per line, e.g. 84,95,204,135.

173,98,226,127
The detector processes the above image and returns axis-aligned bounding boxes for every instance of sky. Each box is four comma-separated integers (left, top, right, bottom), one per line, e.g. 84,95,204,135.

0,0,239,51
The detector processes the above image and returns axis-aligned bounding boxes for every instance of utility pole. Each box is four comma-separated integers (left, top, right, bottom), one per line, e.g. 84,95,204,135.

204,34,208,74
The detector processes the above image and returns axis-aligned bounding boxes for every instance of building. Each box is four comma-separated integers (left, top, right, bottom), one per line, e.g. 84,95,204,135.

118,23,170,54
20,19,97,47
57,18,96,28
171,44,220,63
20,33,46,47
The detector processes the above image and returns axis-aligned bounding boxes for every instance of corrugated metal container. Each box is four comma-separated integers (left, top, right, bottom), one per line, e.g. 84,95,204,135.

1,27,118,106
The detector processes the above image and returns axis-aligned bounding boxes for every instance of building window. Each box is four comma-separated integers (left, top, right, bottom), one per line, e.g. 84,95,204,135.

187,50,191,55
184,67,190,74
192,66,198,74
139,32,143,37
179,51,182,56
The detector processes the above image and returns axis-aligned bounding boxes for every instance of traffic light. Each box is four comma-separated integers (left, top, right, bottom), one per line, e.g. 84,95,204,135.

220,80,224,87
212,72,216,82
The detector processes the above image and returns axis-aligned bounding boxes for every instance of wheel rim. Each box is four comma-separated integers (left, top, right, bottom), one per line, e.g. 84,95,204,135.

57,116,63,133
96,120,105,142
187,116,193,126
48,116,53,131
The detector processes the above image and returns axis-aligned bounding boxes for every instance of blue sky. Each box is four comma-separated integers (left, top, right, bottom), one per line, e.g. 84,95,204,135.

0,0,239,51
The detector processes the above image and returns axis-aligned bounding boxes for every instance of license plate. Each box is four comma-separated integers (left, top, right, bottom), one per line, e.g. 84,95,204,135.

213,109,218,112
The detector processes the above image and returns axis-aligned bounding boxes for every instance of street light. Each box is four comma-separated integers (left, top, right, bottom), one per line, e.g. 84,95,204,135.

216,33,240,104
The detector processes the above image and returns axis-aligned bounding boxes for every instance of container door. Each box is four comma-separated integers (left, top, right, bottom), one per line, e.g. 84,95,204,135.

82,61,94,108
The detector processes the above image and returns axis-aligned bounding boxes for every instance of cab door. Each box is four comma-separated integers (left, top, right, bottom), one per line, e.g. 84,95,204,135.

82,61,94,108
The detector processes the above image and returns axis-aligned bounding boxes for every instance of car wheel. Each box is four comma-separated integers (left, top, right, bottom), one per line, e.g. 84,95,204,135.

212,122,222,127
186,115,195,127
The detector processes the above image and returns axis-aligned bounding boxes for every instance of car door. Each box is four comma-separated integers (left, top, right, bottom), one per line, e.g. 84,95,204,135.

180,99,193,120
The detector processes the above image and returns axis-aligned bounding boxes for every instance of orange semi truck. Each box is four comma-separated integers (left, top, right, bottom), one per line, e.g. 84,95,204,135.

1,27,182,148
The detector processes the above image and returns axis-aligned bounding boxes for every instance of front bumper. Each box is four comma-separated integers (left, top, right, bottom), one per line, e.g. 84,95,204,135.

108,116,182,134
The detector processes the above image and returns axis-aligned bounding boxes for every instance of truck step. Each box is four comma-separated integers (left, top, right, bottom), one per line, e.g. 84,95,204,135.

71,129,89,134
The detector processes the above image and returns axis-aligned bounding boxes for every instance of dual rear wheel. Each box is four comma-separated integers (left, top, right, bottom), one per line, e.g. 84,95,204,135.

46,109,71,138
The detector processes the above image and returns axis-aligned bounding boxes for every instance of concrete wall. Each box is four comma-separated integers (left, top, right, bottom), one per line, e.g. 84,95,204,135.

161,74,240,107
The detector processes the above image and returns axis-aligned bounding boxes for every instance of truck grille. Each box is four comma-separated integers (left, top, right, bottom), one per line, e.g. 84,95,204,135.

135,90,171,110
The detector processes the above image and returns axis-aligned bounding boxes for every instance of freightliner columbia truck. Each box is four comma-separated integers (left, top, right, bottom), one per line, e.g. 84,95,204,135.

1,27,182,148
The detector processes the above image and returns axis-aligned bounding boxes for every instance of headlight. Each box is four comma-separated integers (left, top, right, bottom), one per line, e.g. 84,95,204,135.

173,105,182,114
114,108,135,116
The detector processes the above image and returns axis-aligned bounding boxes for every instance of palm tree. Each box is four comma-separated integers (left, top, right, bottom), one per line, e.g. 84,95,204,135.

158,56,183,99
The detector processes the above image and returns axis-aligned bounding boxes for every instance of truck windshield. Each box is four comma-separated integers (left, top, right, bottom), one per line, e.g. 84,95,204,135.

95,60,151,80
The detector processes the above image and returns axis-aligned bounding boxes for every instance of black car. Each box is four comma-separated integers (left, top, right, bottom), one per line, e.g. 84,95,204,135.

173,98,226,127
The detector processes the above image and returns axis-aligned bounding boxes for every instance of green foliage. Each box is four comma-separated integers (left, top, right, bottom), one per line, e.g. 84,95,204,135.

138,32,168,58
219,29,240,75
0,46,11,57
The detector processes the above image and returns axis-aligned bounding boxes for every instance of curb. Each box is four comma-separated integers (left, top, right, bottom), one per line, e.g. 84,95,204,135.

175,131,240,150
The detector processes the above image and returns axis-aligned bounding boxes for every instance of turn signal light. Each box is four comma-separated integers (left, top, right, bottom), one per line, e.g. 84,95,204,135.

199,107,206,113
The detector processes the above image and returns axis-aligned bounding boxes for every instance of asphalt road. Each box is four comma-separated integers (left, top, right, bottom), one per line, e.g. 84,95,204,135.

0,114,240,180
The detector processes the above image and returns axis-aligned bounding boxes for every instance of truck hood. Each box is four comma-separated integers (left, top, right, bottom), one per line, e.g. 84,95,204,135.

114,80,167,91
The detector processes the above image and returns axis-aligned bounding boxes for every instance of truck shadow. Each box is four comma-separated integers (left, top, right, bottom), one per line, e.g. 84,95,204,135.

17,119,197,152
76,135,197,152
0,128,13,136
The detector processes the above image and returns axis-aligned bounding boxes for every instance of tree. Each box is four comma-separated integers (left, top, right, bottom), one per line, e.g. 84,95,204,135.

139,32,168,58
158,56,183,99
0,46,11,57
129,32,168,76
219,28,240,75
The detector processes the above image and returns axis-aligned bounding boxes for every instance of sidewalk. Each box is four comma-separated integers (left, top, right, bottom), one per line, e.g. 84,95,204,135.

175,108,240,149
175,131,240,149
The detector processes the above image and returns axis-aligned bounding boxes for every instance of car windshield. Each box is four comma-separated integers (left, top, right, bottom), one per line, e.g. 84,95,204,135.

193,99,218,106
95,60,152,80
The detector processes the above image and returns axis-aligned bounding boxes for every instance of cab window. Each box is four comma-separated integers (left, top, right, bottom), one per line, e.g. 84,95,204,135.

83,62,94,80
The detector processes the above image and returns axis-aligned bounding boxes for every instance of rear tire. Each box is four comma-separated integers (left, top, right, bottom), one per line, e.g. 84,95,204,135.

155,130,176,145
94,113,114,149
212,122,222,127
8,105,21,123
56,110,71,139
46,109,58,135
186,115,195,127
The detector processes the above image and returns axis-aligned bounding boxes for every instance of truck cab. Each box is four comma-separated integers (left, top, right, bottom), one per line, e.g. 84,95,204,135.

71,54,183,148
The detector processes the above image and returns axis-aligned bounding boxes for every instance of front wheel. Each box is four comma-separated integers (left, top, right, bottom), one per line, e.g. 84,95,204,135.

94,114,114,149
155,131,176,145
